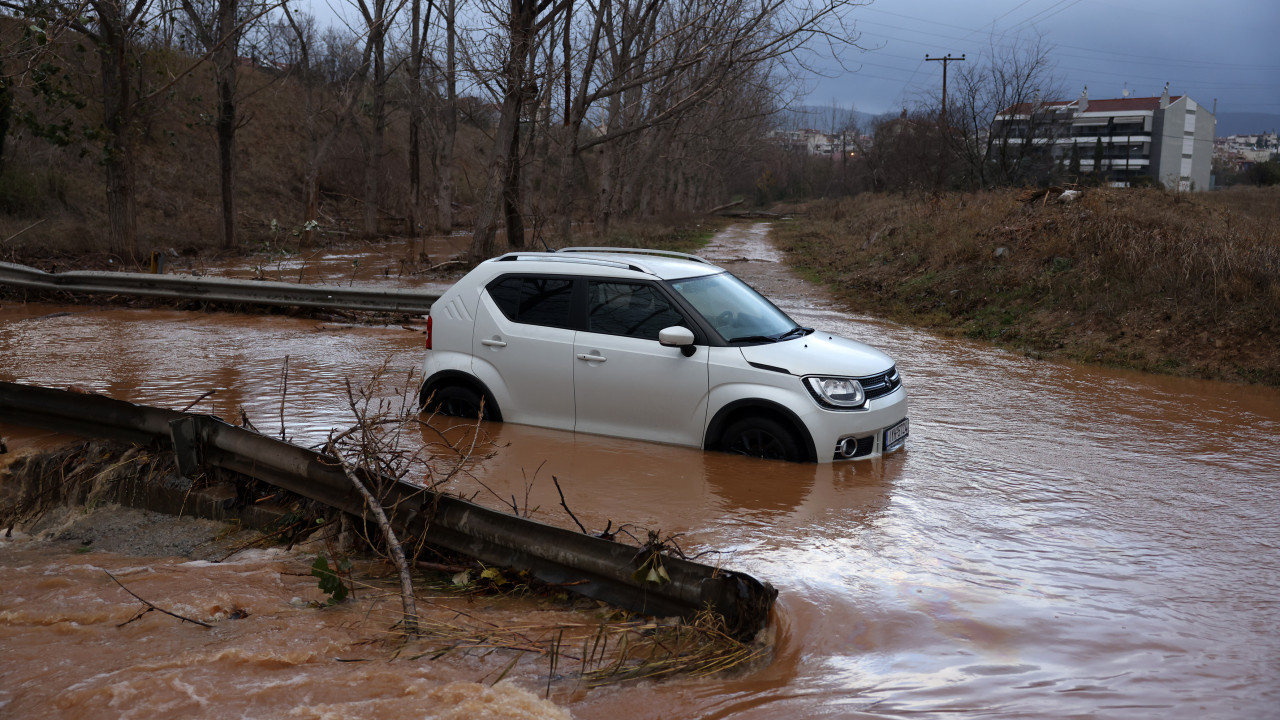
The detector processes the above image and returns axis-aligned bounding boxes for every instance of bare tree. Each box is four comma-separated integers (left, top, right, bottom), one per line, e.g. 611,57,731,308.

860,109,958,193
467,0,573,260
350,0,407,237
177,0,269,250
399,0,459,234
404,0,430,233
432,0,459,233
276,6,372,244
462,0,867,257
947,35,1065,188
0,0,160,256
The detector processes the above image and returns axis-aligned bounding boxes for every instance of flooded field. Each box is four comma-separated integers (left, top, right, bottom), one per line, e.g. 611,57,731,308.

3,225,1279,718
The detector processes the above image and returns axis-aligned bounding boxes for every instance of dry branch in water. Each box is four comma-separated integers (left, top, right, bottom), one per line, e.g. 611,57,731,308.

106,571,213,628
324,371,427,636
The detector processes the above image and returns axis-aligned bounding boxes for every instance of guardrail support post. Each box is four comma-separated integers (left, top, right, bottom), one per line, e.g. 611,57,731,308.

168,416,203,479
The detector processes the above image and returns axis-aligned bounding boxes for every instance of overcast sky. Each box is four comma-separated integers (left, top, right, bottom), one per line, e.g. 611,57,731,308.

308,0,1277,118
807,0,1278,116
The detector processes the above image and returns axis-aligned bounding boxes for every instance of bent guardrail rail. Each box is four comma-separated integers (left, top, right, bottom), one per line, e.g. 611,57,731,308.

0,381,776,637
0,261,439,315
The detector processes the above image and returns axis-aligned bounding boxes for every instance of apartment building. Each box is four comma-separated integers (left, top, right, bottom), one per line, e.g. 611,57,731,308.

994,85,1216,190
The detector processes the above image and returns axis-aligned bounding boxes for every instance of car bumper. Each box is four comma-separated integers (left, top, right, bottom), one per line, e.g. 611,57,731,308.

804,385,909,462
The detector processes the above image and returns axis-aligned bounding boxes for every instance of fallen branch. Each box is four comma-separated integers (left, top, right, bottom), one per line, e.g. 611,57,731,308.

106,571,213,628
705,199,744,215
179,389,217,413
327,443,421,636
3,219,45,245
553,476,587,534
428,259,468,271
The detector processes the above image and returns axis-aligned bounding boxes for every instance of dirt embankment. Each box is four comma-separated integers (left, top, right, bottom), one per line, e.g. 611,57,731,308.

771,187,1280,385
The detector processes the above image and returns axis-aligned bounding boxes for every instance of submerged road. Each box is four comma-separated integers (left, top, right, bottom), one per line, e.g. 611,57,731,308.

2,225,1278,719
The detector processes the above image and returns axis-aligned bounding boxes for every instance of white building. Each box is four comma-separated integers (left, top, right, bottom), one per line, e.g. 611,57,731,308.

994,85,1216,190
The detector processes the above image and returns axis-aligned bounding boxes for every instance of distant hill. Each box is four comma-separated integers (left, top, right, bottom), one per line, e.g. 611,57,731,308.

776,105,890,131
1215,112,1280,137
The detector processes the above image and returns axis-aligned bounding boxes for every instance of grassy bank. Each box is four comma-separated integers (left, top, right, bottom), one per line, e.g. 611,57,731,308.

771,187,1280,385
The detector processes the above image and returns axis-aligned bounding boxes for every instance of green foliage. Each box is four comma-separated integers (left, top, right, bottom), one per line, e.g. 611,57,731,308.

310,555,352,605
1247,160,1280,186
631,552,672,585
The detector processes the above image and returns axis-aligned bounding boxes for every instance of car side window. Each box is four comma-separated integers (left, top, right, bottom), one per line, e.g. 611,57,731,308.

487,276,574,328
587,281,686,341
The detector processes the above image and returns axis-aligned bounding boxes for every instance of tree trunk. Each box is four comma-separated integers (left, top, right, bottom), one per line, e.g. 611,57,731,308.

470,1,534,261
434,0,458,234
362,105,384,237
360,1,390,238
502,102,525,248
470,91,523,260
435,122,456,233
553,124,580,241
0,78,12,174
214,54,237,249
99,10,137,259
408,109,422,234
216,78,237,249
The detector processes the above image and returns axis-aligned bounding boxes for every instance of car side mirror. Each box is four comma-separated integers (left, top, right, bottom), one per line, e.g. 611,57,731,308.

658,326,697,357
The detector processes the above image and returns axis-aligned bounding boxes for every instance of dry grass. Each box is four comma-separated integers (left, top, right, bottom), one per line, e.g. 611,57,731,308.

773,187,1280,384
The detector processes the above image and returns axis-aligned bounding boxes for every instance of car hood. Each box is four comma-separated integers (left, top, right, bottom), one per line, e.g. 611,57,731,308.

738,332,895,377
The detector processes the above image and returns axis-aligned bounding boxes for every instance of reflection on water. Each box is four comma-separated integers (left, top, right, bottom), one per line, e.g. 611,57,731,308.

3,225,1280,718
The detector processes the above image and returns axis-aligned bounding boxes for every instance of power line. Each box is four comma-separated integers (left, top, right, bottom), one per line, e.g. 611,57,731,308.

1001,0,1086,35
856,9,1280,70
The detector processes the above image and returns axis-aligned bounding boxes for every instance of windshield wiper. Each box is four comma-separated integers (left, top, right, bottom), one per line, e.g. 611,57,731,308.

776,326,814,341
727,335,779,344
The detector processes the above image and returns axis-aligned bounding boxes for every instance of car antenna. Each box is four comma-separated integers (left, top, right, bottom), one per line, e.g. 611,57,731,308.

539,235,552,252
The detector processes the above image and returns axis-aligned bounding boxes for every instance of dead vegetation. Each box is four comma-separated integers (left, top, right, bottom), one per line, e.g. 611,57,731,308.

772,187,1280,384
0,369,767,690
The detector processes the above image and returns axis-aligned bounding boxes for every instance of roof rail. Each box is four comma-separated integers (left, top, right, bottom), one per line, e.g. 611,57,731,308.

494,252,648,274
557,247,713,265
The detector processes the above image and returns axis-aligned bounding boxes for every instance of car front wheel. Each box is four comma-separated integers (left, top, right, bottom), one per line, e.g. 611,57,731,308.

720,416,802,462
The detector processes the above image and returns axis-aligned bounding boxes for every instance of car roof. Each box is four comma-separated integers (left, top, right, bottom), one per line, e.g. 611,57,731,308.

489,248,724,281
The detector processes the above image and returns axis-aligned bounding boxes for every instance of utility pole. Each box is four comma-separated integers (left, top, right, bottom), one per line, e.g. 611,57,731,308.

925,53,965,120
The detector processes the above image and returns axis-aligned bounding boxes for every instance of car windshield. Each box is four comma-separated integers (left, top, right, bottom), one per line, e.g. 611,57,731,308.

667,271,803,342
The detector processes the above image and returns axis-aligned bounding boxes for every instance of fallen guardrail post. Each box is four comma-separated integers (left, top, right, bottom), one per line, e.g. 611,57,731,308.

0,381,776,638
0,261,440,315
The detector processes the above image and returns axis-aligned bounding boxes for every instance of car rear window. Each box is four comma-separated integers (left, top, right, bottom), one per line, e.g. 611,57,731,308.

487,276,574,328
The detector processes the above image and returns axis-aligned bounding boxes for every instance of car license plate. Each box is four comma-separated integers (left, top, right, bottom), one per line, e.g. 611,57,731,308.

884,418,909,448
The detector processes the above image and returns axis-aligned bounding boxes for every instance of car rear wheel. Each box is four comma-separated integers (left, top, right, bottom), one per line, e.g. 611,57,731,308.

426,385,492,420
720,416,802,462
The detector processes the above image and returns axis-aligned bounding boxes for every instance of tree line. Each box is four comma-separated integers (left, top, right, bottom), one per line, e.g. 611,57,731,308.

0,0,864,260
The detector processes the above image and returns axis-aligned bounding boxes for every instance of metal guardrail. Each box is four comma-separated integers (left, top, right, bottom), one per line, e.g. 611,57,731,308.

0,261,439,315
0,382,776,637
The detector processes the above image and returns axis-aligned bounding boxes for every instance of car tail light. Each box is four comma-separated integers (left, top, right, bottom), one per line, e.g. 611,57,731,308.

425,315,433,350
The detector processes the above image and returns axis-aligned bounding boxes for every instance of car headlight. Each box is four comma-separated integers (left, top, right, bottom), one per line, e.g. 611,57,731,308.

804,376,866,408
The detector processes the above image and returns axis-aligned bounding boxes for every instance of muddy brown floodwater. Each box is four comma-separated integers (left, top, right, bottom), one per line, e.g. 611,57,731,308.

3,225,1280,719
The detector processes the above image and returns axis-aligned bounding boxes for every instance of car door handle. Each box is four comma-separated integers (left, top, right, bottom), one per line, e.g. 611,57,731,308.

481,338,507,347
576,353,607,363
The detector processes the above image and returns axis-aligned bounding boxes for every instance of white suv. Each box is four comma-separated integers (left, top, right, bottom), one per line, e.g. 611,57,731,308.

420,248,908,462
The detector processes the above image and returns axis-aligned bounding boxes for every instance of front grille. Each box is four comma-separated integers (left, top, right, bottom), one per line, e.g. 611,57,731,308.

859,366,901,401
